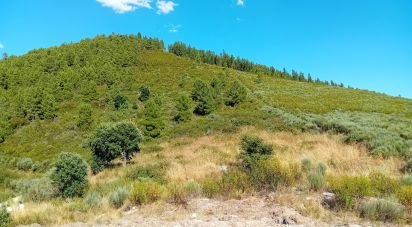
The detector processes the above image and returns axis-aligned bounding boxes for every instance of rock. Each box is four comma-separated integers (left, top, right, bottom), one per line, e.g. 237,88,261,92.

321,192,336,209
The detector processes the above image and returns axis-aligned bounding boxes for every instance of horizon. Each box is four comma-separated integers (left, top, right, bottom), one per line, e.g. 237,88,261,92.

1,0,411,98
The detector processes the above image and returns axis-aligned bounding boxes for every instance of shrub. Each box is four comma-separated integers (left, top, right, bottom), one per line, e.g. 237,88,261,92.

83,191,101,209
126,164,168,183
174,94,192,123
16,158,33,171
89,121,142,172
167,183,189,205
108,187,129,208
248,158,282,190
77,103,93,129
308,171,325,191
138,85,150,102
50,152,88,198
0,207,11,227
225,80,247,107
201,177,221,198
369,172,400,195
129,181,163,205
404,159,412,173
328,175,373,209
191,80,216,116
220,168,252,198
396,186,412,207
142,96,166,138
11,177,56,201
301,158,312,172
360,199,404,222
113,94,128,110
316,162,327,176
183,181,202,198
240,135,273,157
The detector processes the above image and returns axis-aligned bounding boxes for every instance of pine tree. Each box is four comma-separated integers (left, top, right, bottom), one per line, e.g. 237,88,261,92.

225,80,248,107
142,96,165,138
191,80,216,115
138,85,150,102
174,94,192,123
77,103,93,129
113,94,128,110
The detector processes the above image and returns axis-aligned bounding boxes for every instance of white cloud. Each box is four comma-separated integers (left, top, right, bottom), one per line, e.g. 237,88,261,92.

96,0,153,13
168,24,181,33
236,0,244,6
0,43,4,49
156,0,177,14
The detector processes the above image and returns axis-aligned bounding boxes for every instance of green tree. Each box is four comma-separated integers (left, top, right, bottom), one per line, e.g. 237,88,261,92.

142,96,166,138
191,80,216,115
174,94,192,123
77,103,93,129
89,122,142,173
138,85,150,102
0,207,11,227
51,152,88,198
241,136,273,157
113,94,128,110
225,80,247,107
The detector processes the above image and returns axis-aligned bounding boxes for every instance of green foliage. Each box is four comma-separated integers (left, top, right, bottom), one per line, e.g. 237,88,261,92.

220,168,252,198
50,152,88,198
201,176,222,199
108,186,129,208
174,94,192,123
225,80,247,107
77,103,93,129
301,158,312,172
182,181,202,198
396,186,412,207
11,177,56,202
113,94,128,110
129,181,163,205
360,199,404,222
138,85,150,102
0,207,11,227
16,158,33,171
240,135,273,157
400,175,412,186
308,171,325,191
404,159,412,173
142,96,166,138
369,172,400,196
89,122,142,172
83,191,102,209
191,80,216,115
327,175,373,209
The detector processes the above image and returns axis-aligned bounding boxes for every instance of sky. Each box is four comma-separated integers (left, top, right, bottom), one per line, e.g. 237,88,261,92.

1,0,411,98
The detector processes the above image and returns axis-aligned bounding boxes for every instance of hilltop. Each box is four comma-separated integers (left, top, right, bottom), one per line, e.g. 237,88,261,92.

0,34,411,226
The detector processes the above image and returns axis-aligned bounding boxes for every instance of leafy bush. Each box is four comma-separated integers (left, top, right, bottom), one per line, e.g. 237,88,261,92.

142,96,166,138
191,80,216,116
0,207,11,227
83,191,102,209
113,94,128,110
89,121,142,172
174,94,192,123
50,152,88,198
240,135,273,157
220,168,252,198
129,181,163,205
16,158,33,171
138,85,150,102
308,171,325,191
360,199,404,222
77,103,93,129
400,174,412,186
404,159,412,173
396,186,412,207
327,175,373,209
183,181,202,198
201,177,221,199
108,187,129,208
11,177,56,201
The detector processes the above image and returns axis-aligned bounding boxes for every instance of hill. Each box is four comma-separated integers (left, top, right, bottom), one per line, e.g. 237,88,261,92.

0,34,411,225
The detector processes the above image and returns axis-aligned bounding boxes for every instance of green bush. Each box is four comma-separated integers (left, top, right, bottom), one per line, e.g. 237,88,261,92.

201,176,221,199
174,94,192,123
308,171,325,191
0,207,11,227
138,85,150,102
113,94,128,110
369,172,400,195
220,168,252,198
108,187,129,208
404,159,412,173
77,103,93,129
360,199,404,222
191,80,216,116
50,152,88,198
11,177,56,201
16,158,33,171
83,191,101,209
89,121,142,172
396,186,412,208
129,181,163,205
240,135,273,157
142,96,166,138
183,181,202,198
328,175,373,209
225,80,247,107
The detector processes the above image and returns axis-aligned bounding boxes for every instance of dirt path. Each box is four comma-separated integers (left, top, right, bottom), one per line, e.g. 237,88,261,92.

60,197,333,227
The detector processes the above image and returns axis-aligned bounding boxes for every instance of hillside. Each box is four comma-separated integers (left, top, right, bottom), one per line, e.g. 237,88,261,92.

0,34,411,226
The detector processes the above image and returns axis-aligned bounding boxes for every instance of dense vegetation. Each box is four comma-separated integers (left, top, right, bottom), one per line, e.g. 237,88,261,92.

0,33,411,225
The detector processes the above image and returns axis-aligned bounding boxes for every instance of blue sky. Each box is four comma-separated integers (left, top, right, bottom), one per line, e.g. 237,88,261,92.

1,0,411,98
